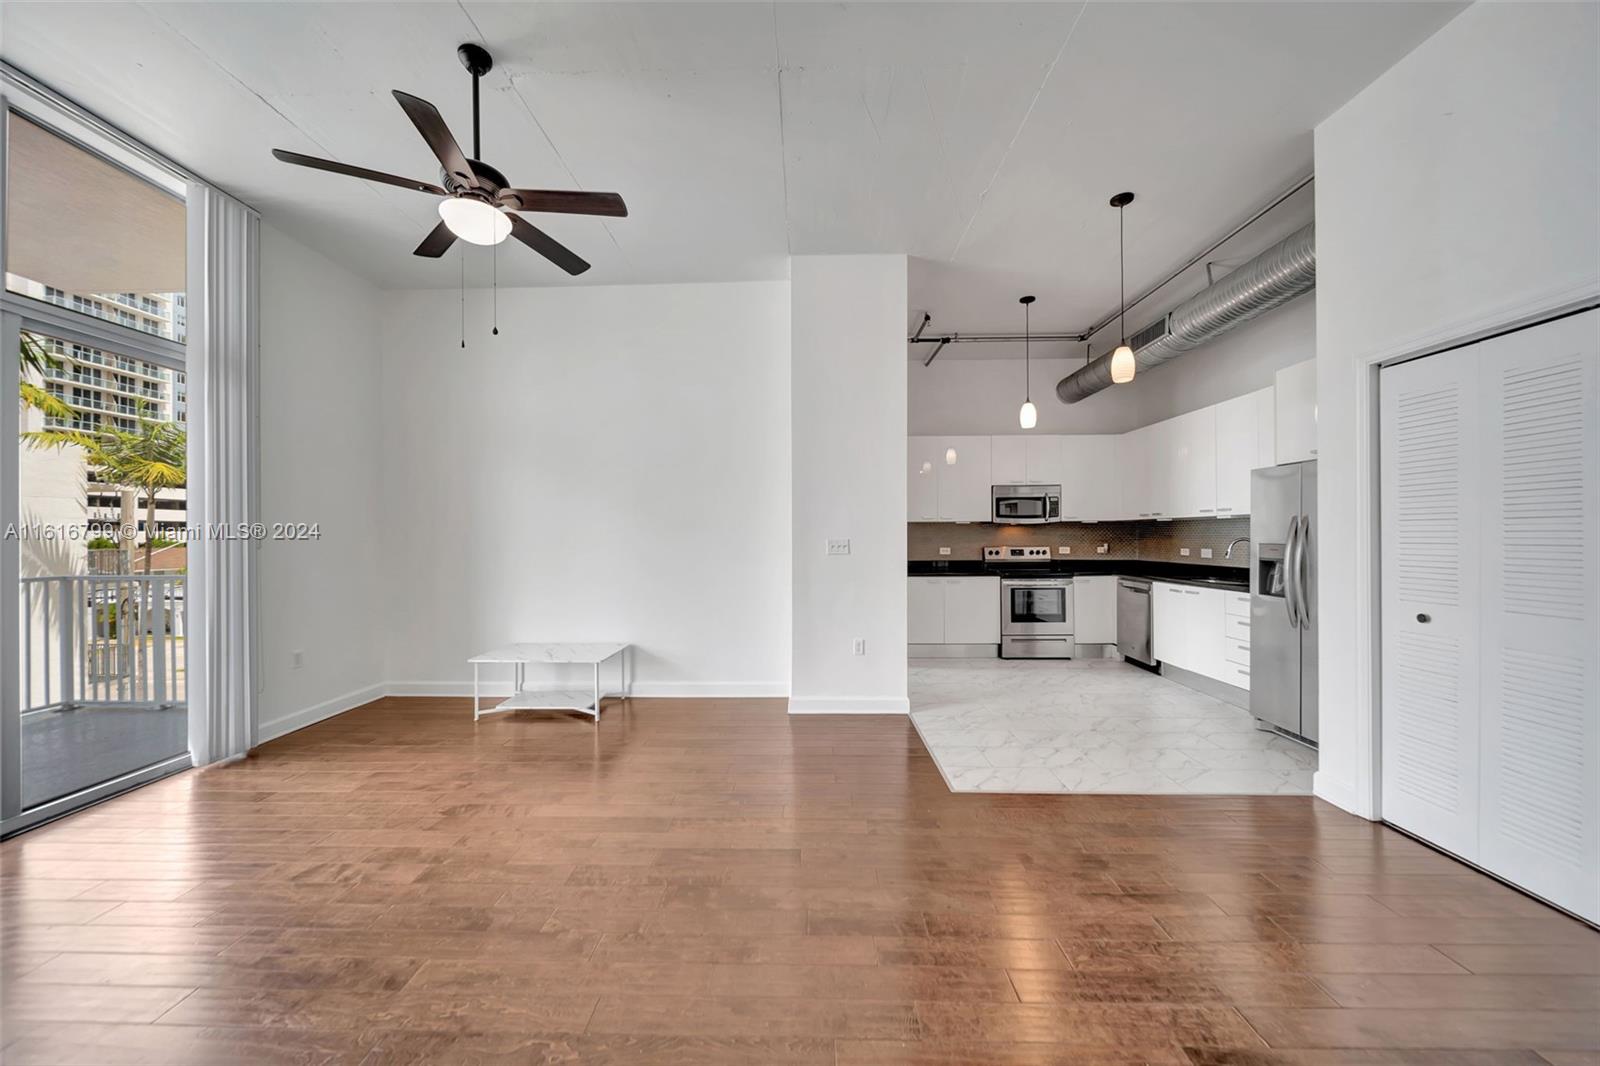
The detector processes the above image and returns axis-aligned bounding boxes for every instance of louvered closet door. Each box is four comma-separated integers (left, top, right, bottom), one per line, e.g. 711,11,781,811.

1380,350,1483,862
1477,310,1598,922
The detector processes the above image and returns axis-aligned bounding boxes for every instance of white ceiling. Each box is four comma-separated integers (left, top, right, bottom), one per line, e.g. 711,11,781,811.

2,2,1461,335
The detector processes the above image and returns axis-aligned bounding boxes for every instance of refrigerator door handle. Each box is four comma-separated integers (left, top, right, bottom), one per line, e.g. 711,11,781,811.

1283,515,1301,628
1295,514,1312,628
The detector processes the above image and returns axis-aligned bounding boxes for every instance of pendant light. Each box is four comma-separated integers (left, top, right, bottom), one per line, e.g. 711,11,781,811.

1109,191,1136,384
1018,295,1038,429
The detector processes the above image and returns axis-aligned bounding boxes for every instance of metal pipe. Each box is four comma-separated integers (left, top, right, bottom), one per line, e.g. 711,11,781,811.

1078,173,1313,344
1057,222,1315,404
909,331,1086,345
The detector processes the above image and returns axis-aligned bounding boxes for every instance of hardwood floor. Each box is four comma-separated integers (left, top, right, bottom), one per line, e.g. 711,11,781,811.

2,696,1596,1065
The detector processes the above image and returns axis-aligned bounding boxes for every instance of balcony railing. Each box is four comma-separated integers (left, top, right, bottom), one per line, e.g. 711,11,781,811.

18,575,187,714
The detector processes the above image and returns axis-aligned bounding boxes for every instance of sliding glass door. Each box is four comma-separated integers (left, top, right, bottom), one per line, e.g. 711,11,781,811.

3,95,193,833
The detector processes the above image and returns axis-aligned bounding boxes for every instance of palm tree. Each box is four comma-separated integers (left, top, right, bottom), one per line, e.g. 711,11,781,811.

24,399,186,574
18,332,74,421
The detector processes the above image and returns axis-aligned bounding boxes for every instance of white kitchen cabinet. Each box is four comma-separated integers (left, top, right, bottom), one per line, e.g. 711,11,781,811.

989,436,1028,484
1152,582,1228,682
992,435,1065,488
907,577,946,643
943,577,1002,644
1173,407,1217,517
1214,386,1274,516
1119,425,1154,519
1024,435,1063,485
1254,385,1277,468
907,436,941,521
1275,359,1317,464
1059,435,1119,521
1152,582,1190,665
1073,575,1117,644
908,575,1000,646
936,435,992,521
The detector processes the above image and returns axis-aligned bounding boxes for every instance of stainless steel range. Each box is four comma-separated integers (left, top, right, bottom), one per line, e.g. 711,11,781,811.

985,546,1074,659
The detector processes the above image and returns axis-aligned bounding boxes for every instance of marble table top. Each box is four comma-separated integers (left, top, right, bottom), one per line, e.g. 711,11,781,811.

469,642,628,665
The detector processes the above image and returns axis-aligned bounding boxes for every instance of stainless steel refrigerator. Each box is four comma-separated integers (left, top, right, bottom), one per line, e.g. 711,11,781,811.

1250,461,1317,743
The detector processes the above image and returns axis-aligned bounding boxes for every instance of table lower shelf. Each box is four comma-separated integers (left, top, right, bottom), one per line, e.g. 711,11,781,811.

483,689,600,717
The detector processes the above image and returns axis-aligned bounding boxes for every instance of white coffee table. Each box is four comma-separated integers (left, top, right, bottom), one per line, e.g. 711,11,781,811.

467,642,631,721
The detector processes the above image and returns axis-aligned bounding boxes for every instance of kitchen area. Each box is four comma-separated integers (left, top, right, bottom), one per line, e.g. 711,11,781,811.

908,359,1321,794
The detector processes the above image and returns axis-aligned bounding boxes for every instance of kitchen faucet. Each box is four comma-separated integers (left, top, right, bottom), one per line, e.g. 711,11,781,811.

1225,537,1250,560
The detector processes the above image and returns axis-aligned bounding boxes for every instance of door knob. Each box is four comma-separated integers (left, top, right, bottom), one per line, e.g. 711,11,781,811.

1416,613,1431,624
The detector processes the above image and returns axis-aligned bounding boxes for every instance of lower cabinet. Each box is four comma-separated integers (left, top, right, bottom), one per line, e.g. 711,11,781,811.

1073,575,1117,644
909,576,1000,646
1152,582,1240,687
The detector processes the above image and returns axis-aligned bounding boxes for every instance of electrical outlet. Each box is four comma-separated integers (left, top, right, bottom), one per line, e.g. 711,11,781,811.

1058,545,1070,555
852,638,866,656
826,538,850,556
1180,547,1191,557
938,547,951,556
290,649,304,670
1200,548,1213,559
1096,544,1108,554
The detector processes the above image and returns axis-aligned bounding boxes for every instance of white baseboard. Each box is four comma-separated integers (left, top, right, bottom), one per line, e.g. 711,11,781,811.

629,682,788,699
787,697,910,715
256,682,386,743
384,681,787,700
385,681,512,698
1313,770,1374,820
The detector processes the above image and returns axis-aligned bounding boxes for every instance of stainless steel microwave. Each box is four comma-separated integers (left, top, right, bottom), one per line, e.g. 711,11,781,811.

991,484,1061,524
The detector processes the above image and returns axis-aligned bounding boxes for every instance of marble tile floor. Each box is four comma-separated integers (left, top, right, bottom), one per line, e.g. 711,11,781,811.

910,657,1317,795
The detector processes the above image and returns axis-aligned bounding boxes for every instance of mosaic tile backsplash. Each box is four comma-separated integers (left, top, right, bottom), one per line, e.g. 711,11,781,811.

908,516,1253,568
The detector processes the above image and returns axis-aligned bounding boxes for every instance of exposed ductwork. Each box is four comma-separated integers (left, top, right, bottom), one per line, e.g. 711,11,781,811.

1056,223,1316,404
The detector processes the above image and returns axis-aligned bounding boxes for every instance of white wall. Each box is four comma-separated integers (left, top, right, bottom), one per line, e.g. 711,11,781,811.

910,295,1314,435
1313,1,1600,816
256,224,387,739
790,255,909,713
378,280,791,697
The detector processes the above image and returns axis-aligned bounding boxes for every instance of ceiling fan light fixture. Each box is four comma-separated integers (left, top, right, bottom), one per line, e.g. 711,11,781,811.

438,197,511,245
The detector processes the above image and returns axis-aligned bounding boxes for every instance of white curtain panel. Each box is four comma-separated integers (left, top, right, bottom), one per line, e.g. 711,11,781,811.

185,184,260,765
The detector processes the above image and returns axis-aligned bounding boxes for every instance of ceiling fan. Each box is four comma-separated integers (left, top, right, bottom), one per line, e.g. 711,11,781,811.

271,44,625,276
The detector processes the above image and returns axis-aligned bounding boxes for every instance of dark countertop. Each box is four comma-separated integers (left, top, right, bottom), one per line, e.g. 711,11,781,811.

908,558,1250,592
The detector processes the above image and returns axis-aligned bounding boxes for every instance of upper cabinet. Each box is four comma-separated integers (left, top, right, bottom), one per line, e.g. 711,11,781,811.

907,436,942,521
1059,435,1119,521
911,383,1281,523
1214,386,1276,515
1119,426,1153,519
908,435,992,522
991,435,1064,486
1275,359,1317,464
989,436,1027,484
939,436,992,521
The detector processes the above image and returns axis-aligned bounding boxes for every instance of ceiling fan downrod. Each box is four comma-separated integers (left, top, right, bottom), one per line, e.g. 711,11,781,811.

457,43,492,160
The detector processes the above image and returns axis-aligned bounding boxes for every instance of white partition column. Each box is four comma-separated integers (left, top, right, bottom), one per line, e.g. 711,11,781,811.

790,255,909,714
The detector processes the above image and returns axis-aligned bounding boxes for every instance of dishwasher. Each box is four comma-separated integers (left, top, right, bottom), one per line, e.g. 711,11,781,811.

1116,577,1155,666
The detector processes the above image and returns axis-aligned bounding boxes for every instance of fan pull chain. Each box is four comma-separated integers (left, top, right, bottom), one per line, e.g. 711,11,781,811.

492,240,499,336
459,247,466,350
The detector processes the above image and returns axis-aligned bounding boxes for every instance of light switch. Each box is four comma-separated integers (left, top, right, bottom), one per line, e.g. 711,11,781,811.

1180,547,1191,557
1058,546,1070,555
826,539,850,556
938,547,952,556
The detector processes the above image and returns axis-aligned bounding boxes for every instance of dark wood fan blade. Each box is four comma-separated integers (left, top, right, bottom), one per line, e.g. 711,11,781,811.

270,149,445,195
507,214,590,276
497,189,628,217
392,90,477,189
413,220,457,258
